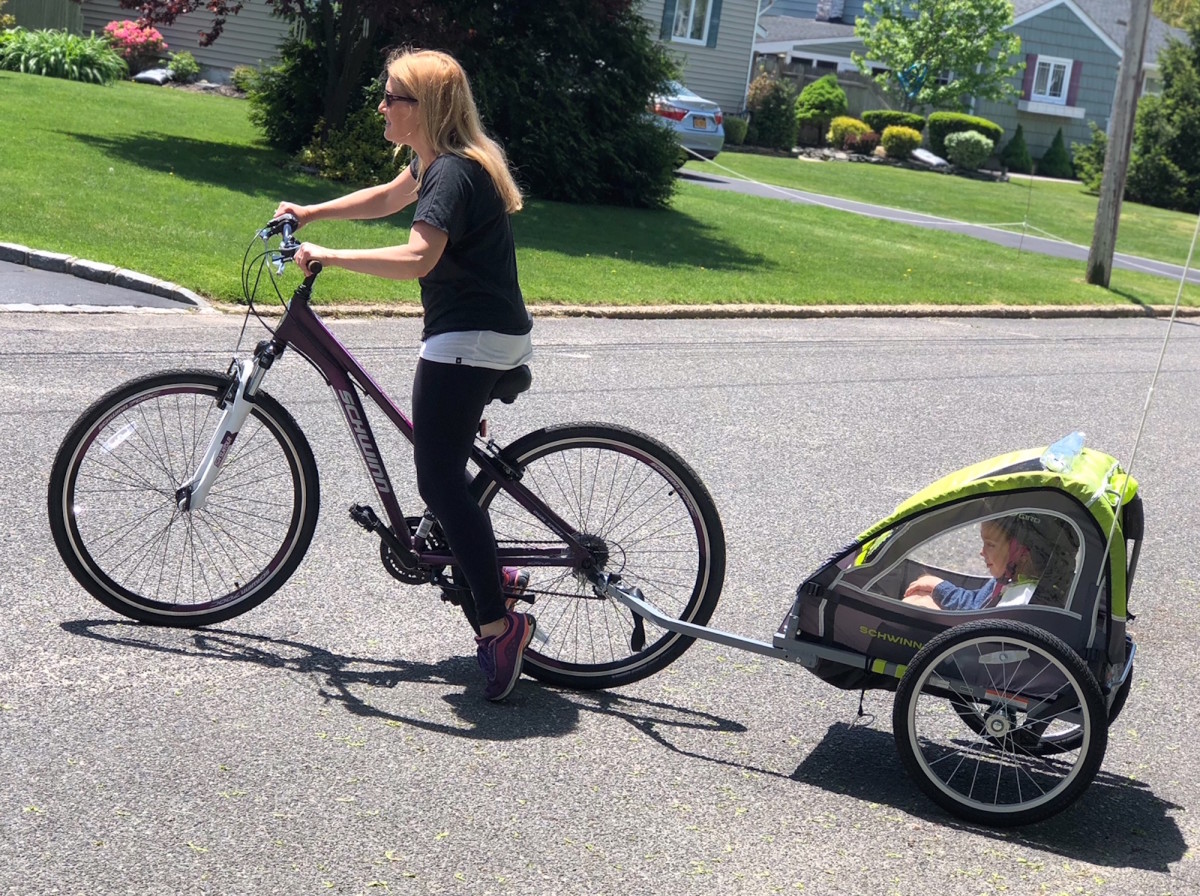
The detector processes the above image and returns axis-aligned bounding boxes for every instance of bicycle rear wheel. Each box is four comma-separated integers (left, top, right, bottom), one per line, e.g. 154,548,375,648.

48,369,320,626
472,423,725,690
893,620,1107,826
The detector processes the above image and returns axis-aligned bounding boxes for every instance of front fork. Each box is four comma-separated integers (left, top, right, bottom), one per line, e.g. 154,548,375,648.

176,341,282,512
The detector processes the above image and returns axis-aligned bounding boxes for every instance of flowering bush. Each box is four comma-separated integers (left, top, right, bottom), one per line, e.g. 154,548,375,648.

103,20,167,74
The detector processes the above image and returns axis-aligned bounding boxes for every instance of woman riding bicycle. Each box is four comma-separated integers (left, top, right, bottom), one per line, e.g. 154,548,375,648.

275,47,535,701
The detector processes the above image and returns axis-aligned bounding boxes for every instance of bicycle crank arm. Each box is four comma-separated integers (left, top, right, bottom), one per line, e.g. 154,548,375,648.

176,359,258,512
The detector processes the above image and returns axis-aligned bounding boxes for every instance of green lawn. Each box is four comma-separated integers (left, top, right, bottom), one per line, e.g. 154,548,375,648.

689,152,1198,266
1,71,1196,308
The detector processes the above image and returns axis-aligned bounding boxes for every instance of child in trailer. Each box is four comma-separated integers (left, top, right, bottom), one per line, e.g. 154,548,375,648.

903,513,1076,611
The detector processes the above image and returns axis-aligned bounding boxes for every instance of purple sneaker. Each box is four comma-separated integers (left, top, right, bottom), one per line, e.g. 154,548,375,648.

476,611,536,701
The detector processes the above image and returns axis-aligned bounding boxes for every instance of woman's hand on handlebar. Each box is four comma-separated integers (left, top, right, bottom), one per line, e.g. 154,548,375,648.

292,242,329,277
273,201,311,229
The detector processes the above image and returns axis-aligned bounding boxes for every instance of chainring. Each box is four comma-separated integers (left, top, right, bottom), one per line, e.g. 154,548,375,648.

379,517,446,585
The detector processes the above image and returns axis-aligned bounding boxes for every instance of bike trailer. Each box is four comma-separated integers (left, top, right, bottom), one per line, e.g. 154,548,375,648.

777,445,1142,694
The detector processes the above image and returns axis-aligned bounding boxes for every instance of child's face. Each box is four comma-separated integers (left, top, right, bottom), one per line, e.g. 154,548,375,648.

979,522,1012,578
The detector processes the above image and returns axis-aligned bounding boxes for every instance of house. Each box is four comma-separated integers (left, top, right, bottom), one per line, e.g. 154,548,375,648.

755,0,1186,158
640,0,765,113
71,1,762,114
77,0,289,79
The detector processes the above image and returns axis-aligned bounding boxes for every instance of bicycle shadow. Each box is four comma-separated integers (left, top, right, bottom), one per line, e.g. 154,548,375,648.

60,620,744,744
790,720,1186,872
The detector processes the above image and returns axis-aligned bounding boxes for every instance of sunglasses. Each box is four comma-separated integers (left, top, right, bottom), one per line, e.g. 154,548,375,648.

383,90,418,107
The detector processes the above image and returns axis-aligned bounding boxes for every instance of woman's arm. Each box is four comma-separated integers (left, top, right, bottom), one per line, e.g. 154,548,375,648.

275,166,419,228
293,221,448,279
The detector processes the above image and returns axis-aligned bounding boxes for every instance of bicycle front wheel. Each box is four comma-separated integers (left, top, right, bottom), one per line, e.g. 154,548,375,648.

472,423,725,690
48,369,320,627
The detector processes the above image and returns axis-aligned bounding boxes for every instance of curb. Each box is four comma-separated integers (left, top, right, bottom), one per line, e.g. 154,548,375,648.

1,242,211,310
3,242,1196,320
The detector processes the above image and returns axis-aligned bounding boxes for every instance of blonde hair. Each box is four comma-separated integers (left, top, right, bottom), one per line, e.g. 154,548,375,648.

385,48,523,214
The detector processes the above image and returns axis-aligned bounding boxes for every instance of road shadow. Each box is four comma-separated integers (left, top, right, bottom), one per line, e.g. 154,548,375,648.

790,720,1185,871
61,619,743,746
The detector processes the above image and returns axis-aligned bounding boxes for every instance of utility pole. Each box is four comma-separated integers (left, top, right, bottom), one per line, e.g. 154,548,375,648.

1086,0,1154,287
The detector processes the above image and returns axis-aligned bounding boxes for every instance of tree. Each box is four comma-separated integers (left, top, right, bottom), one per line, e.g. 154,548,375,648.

852,0,1023,112
106,0,678,207
1154,0,1200,27
1126,19,1200,212
88,1,448,133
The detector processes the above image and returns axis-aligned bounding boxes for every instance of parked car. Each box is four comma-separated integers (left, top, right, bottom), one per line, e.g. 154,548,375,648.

651,81,725,162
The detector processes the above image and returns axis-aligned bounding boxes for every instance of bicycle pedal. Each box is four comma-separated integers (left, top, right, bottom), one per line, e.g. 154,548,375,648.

349,503,381,531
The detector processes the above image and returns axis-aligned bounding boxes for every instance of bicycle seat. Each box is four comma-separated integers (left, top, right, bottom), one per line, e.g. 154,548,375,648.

489,364,532,404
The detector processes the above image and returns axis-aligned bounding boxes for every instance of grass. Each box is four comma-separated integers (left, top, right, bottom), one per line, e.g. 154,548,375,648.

690,151,1199,266
1,70,1197,308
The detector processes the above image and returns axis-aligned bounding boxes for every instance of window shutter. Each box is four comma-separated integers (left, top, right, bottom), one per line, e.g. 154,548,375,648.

661,0,678,40
1066,61,1083,105
1021,53,1036,99
706,0,723,48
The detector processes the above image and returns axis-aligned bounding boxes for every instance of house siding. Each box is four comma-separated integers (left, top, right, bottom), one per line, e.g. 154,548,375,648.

973,5,1119,160
79,0,289,78
8,0,82,31
642,0,760,112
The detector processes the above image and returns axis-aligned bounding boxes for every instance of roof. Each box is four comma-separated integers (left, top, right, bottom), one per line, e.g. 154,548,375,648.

760,2,1187,65
758,14,857,43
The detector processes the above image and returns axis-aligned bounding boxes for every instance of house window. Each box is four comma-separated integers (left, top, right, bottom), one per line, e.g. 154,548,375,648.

673,0,711,44
1032,56,1072,105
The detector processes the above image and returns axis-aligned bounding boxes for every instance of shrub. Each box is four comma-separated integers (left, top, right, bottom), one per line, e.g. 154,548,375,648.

298,83,403,185
999,124,1033,174
745,71,798,150
168,50,200,83
1037,128,1074,179
723,114,748,146
794,74,848,145
944,130,994,169
248,37,325,153
826,115,872,150
1128,145,1191,210
230,65,257,93
880,125,922,159
844,130,880,155
103,20,167,75
927,111,1003,156
861,109,926,134
0,0,14,30
0,28,127,84
1072,121,1107,194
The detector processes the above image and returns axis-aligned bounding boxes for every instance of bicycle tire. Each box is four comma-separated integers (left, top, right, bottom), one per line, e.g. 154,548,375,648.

48,369,320,626
893,620,1107,827
950,662,1132,756
471,423,725,690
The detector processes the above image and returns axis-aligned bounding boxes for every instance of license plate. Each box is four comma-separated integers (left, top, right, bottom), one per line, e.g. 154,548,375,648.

692,116,707,129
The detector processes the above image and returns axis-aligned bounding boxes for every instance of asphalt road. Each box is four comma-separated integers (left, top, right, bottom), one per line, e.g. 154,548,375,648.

2,312,1197,895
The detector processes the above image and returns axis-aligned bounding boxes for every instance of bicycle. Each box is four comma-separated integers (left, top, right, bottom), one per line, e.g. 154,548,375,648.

47,215,727,691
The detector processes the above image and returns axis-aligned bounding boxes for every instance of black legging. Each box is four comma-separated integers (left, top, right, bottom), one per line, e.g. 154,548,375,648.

412,358,507,632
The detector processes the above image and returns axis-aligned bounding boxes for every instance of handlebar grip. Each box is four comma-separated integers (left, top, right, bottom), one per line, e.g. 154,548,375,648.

265,213,300,238
307,261,323,275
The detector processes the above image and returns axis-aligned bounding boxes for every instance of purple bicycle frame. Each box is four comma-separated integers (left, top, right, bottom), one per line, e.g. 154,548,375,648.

266,284,586,572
